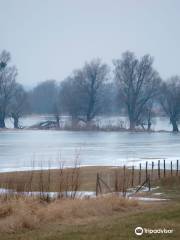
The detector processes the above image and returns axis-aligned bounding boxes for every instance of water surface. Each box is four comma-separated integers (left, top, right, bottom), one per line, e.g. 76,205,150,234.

0,130,179,172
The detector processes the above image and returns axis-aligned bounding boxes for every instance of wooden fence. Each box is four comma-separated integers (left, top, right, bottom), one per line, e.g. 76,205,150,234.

95,159,179,196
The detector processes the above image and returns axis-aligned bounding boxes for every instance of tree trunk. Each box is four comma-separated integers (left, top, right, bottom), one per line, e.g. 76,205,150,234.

171,119,179,132
0,115,5,128
55,115,60,128
147,113,152,131
129,119,135,130
86,112,92,123
128,109,136,130
13,116,19,129
147,121,151,131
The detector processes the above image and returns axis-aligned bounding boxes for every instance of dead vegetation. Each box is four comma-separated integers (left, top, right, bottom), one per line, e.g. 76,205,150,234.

0,162,178,197
0,163,179,236
0,159,81,201
0,195,139,233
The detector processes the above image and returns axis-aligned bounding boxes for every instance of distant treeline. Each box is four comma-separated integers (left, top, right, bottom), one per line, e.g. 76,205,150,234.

0,50,180,132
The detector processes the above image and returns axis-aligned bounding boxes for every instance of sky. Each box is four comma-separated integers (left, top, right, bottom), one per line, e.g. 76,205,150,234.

0,0,180,87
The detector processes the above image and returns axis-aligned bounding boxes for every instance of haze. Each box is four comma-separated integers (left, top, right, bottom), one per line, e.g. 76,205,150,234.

0,0,180,87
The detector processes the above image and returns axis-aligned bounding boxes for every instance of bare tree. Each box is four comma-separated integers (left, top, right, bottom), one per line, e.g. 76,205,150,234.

59,77,83,124
60,59,109,125
137,100,155,131
74,59,109,123
0,50,17,128
28,80,58,114
114,51,161,130
10,83,28,128
159,76,180,132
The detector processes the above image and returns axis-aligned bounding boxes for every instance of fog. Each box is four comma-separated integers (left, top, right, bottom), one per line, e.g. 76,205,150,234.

0,0,180,86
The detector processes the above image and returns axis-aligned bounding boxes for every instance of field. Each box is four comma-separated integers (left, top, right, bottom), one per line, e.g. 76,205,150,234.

0,167,180,239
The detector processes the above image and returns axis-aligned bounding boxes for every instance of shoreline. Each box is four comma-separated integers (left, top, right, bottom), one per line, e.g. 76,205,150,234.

0,166,177,191
0,160,176,174
0,126,175,133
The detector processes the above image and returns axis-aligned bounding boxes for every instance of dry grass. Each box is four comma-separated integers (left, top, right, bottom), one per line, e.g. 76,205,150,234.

158,175,180,187
0,195,139,233
0,166,169,192
154,175,180,200
0,195,178,240
0,167,180,239
0,166,112,192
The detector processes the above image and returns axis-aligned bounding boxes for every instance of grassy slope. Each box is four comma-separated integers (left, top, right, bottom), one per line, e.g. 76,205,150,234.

1,170,180,240
1,202,180,240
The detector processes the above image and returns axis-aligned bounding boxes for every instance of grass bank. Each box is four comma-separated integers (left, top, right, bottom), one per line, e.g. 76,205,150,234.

0,197,179,240
0,167,180,239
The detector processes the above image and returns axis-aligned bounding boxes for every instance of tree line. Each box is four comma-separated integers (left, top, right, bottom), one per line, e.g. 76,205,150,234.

1,50,180,132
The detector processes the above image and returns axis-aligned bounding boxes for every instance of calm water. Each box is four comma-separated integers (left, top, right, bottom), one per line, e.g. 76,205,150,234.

0,129,180,172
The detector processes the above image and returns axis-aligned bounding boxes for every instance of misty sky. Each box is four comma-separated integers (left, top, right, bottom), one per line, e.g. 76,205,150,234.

0,0,180,87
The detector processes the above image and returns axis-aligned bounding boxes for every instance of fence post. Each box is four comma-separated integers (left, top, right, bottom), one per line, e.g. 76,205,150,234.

114,170,118,192
176,160,179,176
139,163,141,185
171,161,173,176
163,159,166,178
148,175,151,191
96,173,99,196
123,165,126,197
151,161,154,180
131,165,134,187
96,173,102,196
158,160,161,179
145,161,148,182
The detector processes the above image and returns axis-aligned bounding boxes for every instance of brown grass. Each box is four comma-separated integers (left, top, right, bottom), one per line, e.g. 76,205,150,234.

0,166,112,192
0,195,140,233
0,165,178,196
0,166,179,239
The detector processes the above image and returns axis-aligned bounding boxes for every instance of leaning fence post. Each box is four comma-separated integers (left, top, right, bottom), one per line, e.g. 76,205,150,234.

139,163,141,185
176,160,179,176
158,160,161,179
171,161,173,176
96,173,100,196
163,159,166,177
